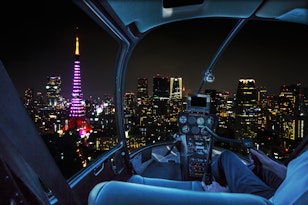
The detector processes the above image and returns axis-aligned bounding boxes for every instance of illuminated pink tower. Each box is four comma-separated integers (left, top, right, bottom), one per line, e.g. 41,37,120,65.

63,31,92,137
69,34,85,117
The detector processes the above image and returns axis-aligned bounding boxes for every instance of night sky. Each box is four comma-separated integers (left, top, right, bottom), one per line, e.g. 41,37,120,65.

1,1,308,99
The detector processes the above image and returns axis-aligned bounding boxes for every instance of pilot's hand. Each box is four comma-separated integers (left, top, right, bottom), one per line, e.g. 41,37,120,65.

201,181,230,192
249,148,271,166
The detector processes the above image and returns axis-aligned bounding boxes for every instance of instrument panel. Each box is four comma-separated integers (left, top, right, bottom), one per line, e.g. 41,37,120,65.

178,111,216,136
178,111,217,179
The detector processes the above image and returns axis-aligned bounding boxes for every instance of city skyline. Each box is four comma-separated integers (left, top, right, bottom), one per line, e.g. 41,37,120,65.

1,1,307,99
20,74,304,100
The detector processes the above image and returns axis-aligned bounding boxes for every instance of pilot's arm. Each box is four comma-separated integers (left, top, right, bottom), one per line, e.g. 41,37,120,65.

250,149,287,180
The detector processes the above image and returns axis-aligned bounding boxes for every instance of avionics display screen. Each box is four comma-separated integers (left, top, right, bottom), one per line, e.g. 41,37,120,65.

190,96,207,107
187,94,210,113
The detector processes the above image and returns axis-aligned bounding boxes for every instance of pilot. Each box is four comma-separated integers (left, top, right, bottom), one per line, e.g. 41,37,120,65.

202,141,308,204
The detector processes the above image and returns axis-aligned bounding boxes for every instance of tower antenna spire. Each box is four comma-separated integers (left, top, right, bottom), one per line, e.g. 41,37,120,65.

75,27,80,56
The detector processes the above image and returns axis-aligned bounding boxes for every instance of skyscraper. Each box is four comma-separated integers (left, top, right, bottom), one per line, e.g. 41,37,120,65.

153,74,169,99
46,76,61,107
170,77,182,100
152,74,169,115
137,78,149,100
279,83,307,140
234,78,258,139
257,87,268,131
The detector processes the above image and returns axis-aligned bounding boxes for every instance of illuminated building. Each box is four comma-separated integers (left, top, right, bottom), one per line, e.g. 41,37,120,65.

124,92,136,108
24,88,34,107
279,83,307,140
170,77,182,100
124,92,137,132
136,77,150,118
46,76,61,107
153,74,170,99
137,78,148,101
215,90,234,131
257,87,268,131
234,78,258,139
152,74,169,116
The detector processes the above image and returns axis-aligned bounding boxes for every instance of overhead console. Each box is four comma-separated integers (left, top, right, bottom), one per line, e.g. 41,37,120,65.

178,94,217,179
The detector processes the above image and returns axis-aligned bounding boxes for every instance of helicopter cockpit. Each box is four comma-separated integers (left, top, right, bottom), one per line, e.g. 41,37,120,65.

1,0,308,205
75,0,308,204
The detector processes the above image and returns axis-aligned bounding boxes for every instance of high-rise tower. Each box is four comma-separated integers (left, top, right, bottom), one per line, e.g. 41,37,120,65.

170,77,182,100
153,74,170,99
46,76,61,107
62,31,92,138
137,77,148,100
234,78,258,139
69,35,85,117
279,83,307,140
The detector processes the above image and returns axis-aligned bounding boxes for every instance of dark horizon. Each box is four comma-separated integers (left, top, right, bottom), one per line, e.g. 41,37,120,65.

1,1,307,99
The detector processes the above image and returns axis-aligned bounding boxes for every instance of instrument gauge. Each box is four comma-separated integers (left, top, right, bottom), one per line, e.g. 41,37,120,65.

206,116,214,127
181,125,190,134
188,116,196,124
178,115,187,124
191,126,200,135
196,117,205,125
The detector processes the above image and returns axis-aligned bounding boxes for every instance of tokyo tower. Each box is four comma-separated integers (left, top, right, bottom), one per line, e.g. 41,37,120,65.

69,34,84,117
62,30,92,138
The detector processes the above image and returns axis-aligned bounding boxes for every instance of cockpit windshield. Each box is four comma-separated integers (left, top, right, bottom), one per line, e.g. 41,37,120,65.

124,17,308,158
